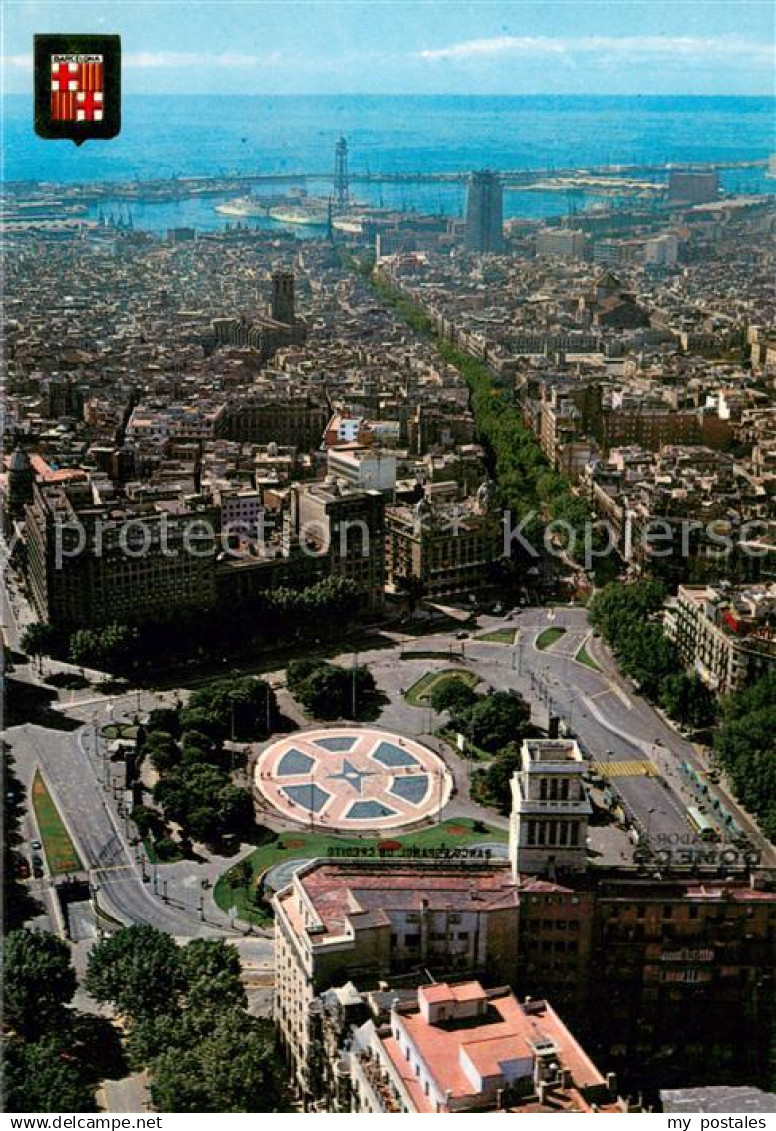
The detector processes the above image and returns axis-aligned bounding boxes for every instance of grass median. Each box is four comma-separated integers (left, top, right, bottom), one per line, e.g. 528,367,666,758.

31,771,82,875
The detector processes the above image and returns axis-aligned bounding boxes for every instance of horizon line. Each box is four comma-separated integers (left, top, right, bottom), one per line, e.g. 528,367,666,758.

4,89,775,98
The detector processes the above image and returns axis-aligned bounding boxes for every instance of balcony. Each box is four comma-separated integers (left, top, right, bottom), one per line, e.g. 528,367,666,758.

355,1052,403,1114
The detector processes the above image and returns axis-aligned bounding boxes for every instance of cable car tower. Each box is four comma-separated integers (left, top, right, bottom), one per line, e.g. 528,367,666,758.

333,135,349,209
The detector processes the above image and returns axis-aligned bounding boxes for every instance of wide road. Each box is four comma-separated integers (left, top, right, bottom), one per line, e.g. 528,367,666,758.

6,723,231,936
333,606,773,863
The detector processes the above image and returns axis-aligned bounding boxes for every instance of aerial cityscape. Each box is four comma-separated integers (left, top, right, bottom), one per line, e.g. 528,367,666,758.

2,0,775,1119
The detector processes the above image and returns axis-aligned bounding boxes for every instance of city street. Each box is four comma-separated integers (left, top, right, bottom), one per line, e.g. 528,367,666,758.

5,722,254,937
7,602,773,947
332,605,774,863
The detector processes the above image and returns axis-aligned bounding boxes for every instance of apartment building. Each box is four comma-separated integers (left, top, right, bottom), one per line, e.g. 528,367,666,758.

273,860,520,1095
344,983,625,1113
385,481,502,600
664,583,776,694
290,479,386,610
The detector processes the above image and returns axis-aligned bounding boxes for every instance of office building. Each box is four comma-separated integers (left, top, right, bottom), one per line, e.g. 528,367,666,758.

464,171,504,254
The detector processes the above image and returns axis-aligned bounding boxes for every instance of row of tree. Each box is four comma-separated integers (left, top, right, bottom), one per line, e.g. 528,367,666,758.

431,678,531,755
588,581,716,729
83,926,290,1112
3,925,290,1112
20,575,363,676
714,673,776,842
370,269,617,585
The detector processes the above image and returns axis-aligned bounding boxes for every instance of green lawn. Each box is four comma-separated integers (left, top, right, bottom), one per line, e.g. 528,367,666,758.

215,817,508,925
536,626,566,651
478,628,517,645
404,668,479,707
31,771,82,875
101,723,138,740
575,643,601,671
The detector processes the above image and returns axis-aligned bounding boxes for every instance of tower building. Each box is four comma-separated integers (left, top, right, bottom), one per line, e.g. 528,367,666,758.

509,738,591,877
463,170,504,253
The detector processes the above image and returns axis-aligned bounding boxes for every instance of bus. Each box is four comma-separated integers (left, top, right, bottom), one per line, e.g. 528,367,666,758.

687,806,719,842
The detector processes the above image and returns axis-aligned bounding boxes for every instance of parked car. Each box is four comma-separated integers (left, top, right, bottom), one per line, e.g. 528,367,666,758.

31,839,42,851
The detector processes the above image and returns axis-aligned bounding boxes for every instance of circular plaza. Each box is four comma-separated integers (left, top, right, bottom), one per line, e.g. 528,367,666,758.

254,727,453,831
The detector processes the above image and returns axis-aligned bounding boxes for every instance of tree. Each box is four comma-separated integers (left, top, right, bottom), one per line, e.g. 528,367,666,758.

85,925,184,1022
144,730,181,774
286,657,322,697
4,929,77,1038
179,939,246,1012
148,1015,290,1113
660,673,716,729
714,674,776,842
3,748,41,930
465,691,530,754
153,764,253,844
294,663,375,720
185,677,276,742
429,677,479,716
146,707,181,738
471,744,522,814
20,622,57,670
3,1036,97,1113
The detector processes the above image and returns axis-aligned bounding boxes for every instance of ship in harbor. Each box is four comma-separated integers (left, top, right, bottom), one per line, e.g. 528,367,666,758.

215,136,364,231
215,191,330,227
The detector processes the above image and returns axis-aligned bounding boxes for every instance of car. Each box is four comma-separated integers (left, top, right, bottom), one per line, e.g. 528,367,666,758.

456,631,468,640
31,853,43,867
31,839,42,851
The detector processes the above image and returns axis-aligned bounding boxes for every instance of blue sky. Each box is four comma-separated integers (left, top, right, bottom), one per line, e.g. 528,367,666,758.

4,1,775,95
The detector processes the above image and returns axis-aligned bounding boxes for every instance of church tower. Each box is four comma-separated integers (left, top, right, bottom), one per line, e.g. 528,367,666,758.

509,738,591,878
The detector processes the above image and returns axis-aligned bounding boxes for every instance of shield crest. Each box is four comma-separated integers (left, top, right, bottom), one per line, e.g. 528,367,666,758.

34,34,121,144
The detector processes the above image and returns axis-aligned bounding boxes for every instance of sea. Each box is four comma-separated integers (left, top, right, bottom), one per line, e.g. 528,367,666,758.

5,94,775,233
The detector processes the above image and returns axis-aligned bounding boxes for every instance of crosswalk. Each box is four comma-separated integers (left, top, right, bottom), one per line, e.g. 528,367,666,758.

592,759,656,779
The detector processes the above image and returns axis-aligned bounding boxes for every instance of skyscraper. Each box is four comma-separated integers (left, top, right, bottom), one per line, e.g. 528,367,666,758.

463,169,504,253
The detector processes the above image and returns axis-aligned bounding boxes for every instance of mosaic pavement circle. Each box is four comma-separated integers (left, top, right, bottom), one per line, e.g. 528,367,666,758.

254,727,453,831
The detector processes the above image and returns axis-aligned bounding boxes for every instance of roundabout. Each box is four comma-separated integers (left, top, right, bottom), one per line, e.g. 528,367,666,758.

254,727,453,831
